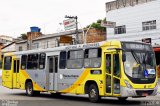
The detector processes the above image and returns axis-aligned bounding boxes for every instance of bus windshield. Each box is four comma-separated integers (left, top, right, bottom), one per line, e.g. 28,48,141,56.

121,42,156,84
124,51,156,79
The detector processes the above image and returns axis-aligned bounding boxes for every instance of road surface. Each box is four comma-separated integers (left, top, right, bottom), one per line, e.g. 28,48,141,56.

0,78,160,106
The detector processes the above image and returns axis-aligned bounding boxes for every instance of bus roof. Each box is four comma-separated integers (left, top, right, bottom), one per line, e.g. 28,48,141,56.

4,40,149,56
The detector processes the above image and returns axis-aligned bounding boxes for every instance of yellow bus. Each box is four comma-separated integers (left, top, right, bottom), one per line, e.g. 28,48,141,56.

2,40,158,102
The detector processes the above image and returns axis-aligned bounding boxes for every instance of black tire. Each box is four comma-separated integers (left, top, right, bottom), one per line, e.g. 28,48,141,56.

51,93,61,97
34,91,40,96
118,97,128,101
88,84,101,103
26,82,35,96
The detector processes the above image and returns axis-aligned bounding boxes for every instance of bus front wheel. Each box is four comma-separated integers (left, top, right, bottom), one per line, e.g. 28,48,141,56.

88,84,101,103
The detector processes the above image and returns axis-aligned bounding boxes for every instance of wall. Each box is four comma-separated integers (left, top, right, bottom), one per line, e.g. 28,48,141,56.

32,38,57,49
1,43,16,53
16,42,28,51
86,28,106,43
106,0,160,45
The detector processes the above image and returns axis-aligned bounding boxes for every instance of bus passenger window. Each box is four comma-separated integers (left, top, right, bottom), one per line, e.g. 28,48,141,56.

39,53,46,69
67,50,84,69
27,54,38,69
106,54,111,74
21,55,27,69
84,48,101,68
113,54,120,77
4,56,12,70
59,51,67,69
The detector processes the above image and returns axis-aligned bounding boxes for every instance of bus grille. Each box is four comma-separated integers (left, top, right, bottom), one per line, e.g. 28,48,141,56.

136,90,154,96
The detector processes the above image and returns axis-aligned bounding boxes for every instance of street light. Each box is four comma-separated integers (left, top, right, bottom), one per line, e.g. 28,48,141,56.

78,22,93,44
84,24,93,44
65,15,79,44
78,22,85,44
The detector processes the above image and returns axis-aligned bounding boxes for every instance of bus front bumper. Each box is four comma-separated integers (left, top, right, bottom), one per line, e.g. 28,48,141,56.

120,86,158,97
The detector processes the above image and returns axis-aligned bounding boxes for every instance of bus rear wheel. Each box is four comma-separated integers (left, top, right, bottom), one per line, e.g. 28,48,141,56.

88,84,101,103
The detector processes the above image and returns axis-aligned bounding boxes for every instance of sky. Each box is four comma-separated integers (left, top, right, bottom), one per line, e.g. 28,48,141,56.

0,0,113,38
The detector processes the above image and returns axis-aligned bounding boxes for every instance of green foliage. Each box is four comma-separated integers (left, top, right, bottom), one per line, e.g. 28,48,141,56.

21,33,27,40
86,18,106,32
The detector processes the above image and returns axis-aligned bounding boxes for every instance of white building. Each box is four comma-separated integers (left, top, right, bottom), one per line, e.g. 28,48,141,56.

106,0,160,46
0,35,13,45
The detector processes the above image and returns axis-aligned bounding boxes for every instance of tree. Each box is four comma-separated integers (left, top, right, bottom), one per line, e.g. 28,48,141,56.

86,18,106,32
21,33,27,40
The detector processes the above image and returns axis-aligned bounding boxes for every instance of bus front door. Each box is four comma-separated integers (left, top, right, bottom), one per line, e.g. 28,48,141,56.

106,53,120,96
48,56,58,91
13,59,20,88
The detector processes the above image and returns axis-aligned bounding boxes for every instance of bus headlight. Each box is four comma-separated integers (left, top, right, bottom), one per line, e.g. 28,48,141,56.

124,80,133,89
155,82,159,88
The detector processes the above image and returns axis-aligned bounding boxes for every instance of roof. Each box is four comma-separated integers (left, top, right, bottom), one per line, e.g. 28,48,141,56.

1,42,15,49
16,40,27,44
33,29,83,41
15,29,83,43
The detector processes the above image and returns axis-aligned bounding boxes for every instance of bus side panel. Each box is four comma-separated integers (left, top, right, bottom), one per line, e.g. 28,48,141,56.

2,70,13,88
58,68,105,95
58,69,85,93
18,69,46,91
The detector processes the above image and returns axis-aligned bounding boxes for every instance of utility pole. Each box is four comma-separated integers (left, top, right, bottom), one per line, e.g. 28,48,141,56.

65,15,79,44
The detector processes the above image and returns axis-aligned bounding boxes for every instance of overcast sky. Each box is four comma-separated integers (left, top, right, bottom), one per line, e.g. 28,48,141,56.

0,0,113,38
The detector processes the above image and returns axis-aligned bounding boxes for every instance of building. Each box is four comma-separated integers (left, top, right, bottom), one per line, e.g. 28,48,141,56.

0,35,13,44
85,28,106,43
16,28,106,51
106,0,159,45
0,35,13,52
16,30,83,51
0,35,13,60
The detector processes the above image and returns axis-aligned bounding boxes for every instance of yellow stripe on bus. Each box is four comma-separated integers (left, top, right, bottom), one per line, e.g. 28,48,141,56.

21,70,46,91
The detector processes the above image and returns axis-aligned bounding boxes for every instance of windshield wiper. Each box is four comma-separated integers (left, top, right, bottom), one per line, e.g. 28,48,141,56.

131,50,140,64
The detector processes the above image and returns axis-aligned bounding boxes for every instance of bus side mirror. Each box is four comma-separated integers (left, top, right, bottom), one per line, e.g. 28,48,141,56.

122,53,126,62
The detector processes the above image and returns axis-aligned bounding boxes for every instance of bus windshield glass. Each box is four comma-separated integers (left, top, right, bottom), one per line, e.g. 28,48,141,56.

121,42,156,84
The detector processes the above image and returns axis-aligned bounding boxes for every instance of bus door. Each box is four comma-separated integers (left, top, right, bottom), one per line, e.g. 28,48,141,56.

106,53,120,96
13,59,20,88
48,56,58,91
2,56,12,88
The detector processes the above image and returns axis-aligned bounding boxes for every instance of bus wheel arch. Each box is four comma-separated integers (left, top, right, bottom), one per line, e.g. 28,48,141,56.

84,81,101,102
25,79,40,96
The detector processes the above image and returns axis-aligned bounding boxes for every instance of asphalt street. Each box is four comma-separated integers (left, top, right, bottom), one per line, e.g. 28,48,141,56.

0,77,160,106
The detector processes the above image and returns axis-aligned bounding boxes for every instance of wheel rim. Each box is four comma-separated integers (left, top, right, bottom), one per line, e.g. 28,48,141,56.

27,85,32,95
90,89,97,98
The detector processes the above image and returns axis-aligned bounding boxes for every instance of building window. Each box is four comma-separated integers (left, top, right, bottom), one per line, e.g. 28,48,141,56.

46,41,49,48
34,43,39,49
114,25,126,34
142,20,156,31
19,46,23,51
